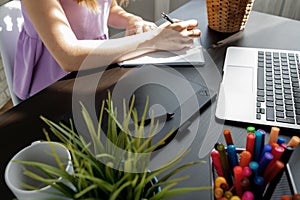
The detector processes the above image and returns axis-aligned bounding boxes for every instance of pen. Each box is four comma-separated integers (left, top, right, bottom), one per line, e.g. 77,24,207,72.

211,149,224,177
263,160,284,185
258,152,273,175
239,150,252,167
216,143,231,184
233,166,243,196
263,146,295,199
224,129,234,146
253,131,263,161
246,133,256,155
161,12,174,24
287,136,300,147
227,144,239,168
259,144,272,162
268,126,280,145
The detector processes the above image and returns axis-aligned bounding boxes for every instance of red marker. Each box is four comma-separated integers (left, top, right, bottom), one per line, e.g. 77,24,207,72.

292,194,300,200
246,133,256,155
267,146,285,168
211,149,224,177
280,195,292,200
224,129,234,145
263,160,284,185
239,150,252,168
234,166,243,196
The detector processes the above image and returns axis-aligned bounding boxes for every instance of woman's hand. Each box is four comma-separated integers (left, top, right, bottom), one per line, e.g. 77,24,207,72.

149,19,201,51
125,16,157,36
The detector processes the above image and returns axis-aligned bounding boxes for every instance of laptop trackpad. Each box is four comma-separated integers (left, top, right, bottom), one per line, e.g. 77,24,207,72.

222,66,255,119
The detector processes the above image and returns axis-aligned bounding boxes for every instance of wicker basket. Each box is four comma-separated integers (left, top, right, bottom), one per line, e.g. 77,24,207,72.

206,0,254,33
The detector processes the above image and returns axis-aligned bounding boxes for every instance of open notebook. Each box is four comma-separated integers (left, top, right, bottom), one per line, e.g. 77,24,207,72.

119,38,205,66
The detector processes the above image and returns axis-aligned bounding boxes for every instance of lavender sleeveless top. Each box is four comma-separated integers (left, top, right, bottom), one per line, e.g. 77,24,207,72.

14,0,112,100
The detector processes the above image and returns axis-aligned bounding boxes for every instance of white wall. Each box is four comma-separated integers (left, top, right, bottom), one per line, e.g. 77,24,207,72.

253,0,300,20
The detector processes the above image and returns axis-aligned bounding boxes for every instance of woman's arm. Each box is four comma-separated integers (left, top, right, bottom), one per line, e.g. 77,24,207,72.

23,0,201,72
108,0,157,35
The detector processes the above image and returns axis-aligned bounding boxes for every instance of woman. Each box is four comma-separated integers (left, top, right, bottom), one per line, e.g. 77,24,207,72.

14,0,201,100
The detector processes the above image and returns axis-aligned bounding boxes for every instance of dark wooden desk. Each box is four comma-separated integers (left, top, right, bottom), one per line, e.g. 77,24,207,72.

1,0,300,199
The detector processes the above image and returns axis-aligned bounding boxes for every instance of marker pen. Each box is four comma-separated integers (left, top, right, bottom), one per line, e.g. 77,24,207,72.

257,129,266,152
280,146,295,164
239,151,252,167
224,129,234,146
268,126,280,145
211,149,224,176
287,136,300,148
254,131,263,161
233,166,243,196
242,166,252,177
249,161,259,179
224,191,233,199
217,143,231,184
263,146,295,199
215,176,229,191
279,195,292,200
241,191,254,200
258,152,273,175
231,195,241,200
253,176,264,199
277,137,286,146
263,160,284,185
214,187,223,199
240,177,250,191
227,145,239,168
246,133,256,155
259,144,272,161
292,194,300,200
247,126,255,133
266,146,285,169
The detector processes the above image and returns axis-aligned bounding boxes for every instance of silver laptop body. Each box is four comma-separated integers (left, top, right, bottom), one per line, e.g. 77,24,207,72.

216,46,300,130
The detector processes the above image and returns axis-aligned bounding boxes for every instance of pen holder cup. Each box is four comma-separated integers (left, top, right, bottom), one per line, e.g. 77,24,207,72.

206,0,254,33
210,148,294,200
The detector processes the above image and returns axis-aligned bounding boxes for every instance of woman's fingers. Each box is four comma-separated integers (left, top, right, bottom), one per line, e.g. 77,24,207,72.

170,19,199,31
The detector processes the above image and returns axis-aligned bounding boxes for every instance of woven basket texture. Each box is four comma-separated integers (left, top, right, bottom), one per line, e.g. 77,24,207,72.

206,0,254,33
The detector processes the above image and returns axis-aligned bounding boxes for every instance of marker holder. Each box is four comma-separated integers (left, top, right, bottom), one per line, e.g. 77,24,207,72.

210,148,297,200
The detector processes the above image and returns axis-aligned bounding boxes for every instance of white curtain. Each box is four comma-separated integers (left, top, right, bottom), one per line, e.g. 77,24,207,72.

253,0,300,20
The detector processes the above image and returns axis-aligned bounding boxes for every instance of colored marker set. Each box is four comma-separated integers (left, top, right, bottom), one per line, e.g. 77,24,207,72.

211,127,300,200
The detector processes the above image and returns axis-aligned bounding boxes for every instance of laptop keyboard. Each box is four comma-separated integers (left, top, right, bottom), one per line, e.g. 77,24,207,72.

256,50,300,125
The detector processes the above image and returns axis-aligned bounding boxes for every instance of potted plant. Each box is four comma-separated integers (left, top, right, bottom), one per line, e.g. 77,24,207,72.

14,93,211,199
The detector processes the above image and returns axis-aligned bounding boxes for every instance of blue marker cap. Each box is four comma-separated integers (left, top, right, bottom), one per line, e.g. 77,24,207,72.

254,176,264,186
277,137,286,145
259,144,272,161
249,161,259,177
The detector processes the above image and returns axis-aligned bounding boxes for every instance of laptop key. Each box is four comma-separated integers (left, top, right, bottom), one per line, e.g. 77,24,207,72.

296,116,300,124
256,113,261,120
276,111,284,118
266,107,275,121
276,117,295,124
257,67,264,90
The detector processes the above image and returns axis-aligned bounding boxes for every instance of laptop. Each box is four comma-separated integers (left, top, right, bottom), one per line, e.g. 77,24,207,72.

216,46,300,130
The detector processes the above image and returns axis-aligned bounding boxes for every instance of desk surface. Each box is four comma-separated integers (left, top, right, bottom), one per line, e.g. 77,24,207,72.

1,0,300,199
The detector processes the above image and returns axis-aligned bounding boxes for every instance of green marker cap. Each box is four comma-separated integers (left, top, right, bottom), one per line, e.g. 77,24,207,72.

247,126,255,133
